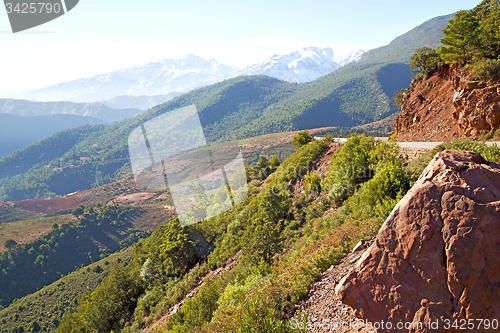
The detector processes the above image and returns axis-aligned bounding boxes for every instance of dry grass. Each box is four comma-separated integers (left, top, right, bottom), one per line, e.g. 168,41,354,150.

0,215,77,252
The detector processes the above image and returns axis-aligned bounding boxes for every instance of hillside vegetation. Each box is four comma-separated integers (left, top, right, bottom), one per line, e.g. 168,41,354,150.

408,0,500,80
2,132,498,332
51,134,500,333
0,247,134,333
0,13,449,202
0,204,164,308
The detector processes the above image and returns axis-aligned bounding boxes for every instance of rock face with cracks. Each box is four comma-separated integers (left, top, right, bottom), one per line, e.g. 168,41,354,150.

336,150,500,332
393,64,500,141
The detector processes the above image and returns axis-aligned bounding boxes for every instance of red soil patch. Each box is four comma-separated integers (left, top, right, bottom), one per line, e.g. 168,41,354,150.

0,201,15,209
16,196,89,215
108,192,157,206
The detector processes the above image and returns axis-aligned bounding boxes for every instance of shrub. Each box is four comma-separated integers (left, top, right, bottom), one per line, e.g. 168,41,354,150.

217,274,264,310
269,155,281,170
291,130,313,148
304,170,320,193
92,265,103,274
167,279,225,331
393,88,409,108
326,182,349,206
410,47,441,79
352,160,411,218
321,134,376,195
468,58,500,80
3,239,17,250
436,139,500,162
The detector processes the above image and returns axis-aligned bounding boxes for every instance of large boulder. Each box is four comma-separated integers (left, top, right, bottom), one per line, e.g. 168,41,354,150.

336,150,500,332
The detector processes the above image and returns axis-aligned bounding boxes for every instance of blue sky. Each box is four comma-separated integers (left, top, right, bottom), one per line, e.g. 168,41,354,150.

0,0,481,94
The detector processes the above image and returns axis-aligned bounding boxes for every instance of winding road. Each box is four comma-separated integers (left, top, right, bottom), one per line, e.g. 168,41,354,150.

333,138,500,148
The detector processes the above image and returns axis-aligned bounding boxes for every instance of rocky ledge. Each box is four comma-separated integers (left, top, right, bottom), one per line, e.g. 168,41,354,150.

336,150,500,333
393,64,500,141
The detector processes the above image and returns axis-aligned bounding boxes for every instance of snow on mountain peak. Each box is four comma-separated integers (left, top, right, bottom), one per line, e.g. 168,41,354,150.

2,45,364,104
232,45,364,83
3,55,237,103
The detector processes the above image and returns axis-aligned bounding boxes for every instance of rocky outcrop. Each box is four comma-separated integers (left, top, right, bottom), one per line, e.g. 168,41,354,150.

336,150,500,332
452,76,500,137
393,64,500,141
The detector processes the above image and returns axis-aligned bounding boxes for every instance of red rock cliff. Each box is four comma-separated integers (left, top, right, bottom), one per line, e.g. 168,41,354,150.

393,65,500,141
336,150,500,333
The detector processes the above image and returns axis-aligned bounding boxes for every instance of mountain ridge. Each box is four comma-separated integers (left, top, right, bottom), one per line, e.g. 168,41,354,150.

0,98,142,123
231,46,364,83
2,46,364,105
1,55,236,103
0,113,105,157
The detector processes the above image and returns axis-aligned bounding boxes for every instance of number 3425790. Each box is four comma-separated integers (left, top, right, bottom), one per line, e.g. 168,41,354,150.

5,3,62,14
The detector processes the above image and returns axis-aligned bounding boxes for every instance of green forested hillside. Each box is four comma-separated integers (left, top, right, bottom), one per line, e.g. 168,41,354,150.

0,247,135,333
52,137,500,333
0,14,450,201
360,13,454,64
0,205,150,308
50,135,413,333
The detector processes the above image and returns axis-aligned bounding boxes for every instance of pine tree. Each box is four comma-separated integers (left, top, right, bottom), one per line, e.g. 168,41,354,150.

438,10,480,63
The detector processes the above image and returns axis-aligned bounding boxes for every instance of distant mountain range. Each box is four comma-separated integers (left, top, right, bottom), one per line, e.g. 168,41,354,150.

1,46,363,106
98,92,183,111
0,113,104,157
2,56,235,103
232,46,363,83
0,99,142,123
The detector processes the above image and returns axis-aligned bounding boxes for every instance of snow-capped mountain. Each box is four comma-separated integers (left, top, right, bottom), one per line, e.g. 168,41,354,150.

3,55,237,103
233,46,364,83
2,46,364,107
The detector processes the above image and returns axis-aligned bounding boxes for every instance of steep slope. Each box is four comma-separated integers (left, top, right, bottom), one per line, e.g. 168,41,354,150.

360,13,453,64
393,64,500,141
233,46,364,83
0,113,105,157
0,98,142,123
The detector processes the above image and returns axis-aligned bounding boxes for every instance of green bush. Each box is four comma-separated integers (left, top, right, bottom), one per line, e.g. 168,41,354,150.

468,58,500,80
406,139,500,182
410,46,441,79
393,88,409,108
304,170,320,193
269,155,281,170
321,134,401,203
438,140,500,162
3,239,17,250
352,160,412,218
167,279,225,332
217,274,264,310
321,134,376,195
326,182,349,206
291,130,313,148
